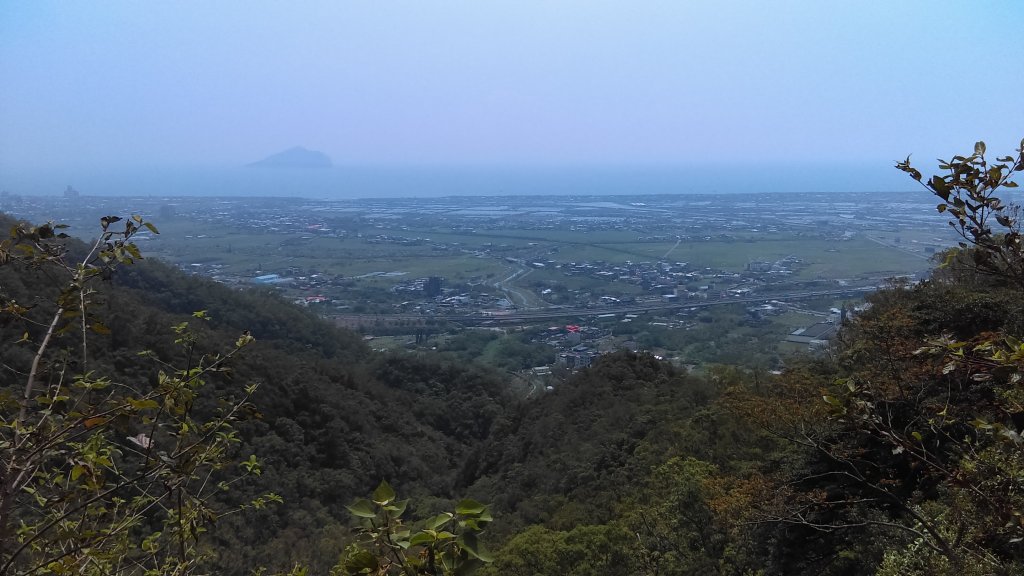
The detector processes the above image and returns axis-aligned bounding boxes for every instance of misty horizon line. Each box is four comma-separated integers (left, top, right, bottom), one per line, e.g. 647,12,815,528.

3,189,927,202
3,159,913,171
0,161,945,199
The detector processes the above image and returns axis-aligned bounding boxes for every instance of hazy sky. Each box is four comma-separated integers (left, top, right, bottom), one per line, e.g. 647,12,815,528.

2,1,1023,191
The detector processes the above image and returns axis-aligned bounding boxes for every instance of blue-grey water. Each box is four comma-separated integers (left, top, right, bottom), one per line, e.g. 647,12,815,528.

1,164,912,199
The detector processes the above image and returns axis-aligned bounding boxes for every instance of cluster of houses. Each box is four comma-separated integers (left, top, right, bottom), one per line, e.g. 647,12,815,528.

539,324,609,369
531,257,808,307
783,303,872,351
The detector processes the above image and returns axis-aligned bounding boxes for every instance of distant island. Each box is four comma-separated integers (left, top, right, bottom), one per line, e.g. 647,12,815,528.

248,146,332,168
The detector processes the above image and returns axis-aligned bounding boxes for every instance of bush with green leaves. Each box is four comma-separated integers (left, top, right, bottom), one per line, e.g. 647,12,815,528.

336,481,493,576
0,216,275,575
748,140,1024,575
897,139,1024,286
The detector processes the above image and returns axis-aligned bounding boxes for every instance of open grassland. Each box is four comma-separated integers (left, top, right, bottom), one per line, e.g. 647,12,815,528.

795,238,926,280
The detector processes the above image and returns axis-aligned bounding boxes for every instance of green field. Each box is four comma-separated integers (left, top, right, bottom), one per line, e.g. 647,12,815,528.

146,222,513,281
145,218,933,306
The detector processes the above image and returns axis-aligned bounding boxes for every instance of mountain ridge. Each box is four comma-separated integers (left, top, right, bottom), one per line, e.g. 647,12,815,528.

248,146,332,168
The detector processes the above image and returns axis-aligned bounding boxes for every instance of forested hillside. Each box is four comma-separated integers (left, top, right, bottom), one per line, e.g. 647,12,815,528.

2,141,1023,575
0,214,518,573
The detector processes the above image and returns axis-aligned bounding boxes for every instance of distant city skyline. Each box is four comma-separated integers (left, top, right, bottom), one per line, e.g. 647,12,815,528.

2,1,1022,194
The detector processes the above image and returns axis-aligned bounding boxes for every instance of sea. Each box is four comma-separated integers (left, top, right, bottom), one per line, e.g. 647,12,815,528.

0,164,915,200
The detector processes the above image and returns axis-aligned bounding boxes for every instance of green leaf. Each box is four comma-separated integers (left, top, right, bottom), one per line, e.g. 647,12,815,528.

409,531,434,546
124,243,142,260
372,480,396,505
346,499,377,518
343,549,379,572
975,141,986,156
127,398,160,410
455,499,486,515
143,222,160,234
241,454,260,474
384,499,409,518
457,532,494,562
70,465,87,481
426,512,453,529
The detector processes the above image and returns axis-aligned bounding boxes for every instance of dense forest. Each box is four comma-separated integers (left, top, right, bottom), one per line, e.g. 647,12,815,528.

2,141,1023,575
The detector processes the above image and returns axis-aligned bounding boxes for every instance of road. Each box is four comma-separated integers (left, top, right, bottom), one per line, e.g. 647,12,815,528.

662,238,682,259
494,266,537,308
864,234,930,260
335,285,882,327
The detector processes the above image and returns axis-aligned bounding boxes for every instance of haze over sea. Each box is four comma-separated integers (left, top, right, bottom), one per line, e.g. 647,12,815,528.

2,164,913,200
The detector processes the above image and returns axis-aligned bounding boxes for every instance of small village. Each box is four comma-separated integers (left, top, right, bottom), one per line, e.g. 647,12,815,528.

1,189,947,373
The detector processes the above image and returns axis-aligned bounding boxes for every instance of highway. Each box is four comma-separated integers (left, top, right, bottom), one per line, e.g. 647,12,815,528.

335,285,882,327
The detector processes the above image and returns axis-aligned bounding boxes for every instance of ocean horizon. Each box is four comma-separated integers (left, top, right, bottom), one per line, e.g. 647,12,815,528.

1,164,914,200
